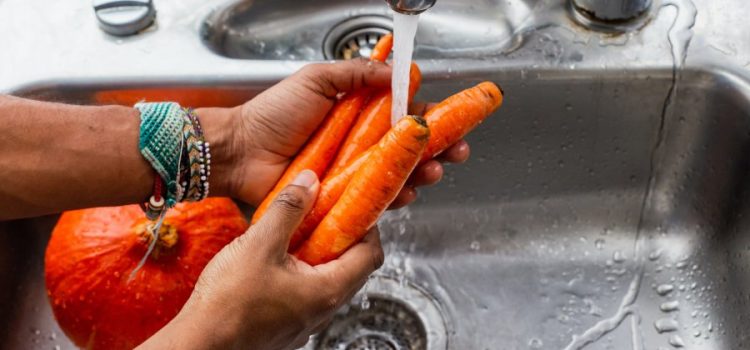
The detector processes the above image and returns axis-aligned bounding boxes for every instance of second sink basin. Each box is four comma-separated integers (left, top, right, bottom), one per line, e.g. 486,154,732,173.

201,0,527,60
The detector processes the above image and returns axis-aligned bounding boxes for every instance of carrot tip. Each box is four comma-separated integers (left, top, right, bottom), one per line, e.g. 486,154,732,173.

409,115,428,127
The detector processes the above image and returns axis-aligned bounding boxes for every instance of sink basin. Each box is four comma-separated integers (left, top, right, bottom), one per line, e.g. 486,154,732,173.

201,0,526,60
365,68,750,349
4,66,750,349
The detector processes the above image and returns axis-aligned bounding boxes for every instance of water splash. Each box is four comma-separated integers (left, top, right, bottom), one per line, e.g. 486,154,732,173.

360,277,372,310
562,275,639,350
662,0,698,68
391,12,419,125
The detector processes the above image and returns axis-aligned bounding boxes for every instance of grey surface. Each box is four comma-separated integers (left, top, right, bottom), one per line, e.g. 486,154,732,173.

2,0,750,349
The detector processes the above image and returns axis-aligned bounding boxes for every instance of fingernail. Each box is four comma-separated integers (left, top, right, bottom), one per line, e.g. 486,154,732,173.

291,169,318,189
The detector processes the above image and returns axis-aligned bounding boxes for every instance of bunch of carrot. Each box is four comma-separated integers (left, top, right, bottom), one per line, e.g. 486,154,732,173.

252,34,504,265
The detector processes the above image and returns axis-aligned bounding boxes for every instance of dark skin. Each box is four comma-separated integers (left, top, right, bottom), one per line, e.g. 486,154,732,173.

0,59,466,219
0,59,469,349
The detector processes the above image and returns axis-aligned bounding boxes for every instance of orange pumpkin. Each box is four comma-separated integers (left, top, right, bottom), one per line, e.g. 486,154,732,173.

44,198,248,350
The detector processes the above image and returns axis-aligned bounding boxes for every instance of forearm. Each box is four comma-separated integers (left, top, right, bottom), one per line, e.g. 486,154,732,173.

0,95,236,220
136,307,240,350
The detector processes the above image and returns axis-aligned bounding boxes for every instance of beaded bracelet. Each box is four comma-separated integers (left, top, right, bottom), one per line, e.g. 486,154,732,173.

181,109,202,202
140,172,166,221
184,108,211,200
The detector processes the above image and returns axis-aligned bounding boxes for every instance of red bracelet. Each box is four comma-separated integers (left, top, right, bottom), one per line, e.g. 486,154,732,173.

140,171,166,220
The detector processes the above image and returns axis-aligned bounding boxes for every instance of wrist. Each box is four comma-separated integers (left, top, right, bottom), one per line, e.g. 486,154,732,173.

138,303,239,350
195,106,241,198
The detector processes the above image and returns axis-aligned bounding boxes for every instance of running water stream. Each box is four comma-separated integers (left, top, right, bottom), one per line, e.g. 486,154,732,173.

367,9,420,308
391,12,420,125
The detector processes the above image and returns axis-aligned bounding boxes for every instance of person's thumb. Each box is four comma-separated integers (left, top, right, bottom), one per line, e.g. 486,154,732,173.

251,169,319,258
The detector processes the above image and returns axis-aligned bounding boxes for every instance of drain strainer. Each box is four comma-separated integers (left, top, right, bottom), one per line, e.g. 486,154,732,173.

323,16,393,60
307,276,448,350
316,297,425,350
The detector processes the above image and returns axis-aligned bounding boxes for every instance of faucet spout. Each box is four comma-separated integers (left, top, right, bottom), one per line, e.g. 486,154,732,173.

385,0,436,15
572,0,652,21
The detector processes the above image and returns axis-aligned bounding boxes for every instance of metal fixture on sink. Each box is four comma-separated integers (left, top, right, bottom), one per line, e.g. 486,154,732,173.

305,276,448,350
93,0,156,36
384,0,437,15
570,0,653,32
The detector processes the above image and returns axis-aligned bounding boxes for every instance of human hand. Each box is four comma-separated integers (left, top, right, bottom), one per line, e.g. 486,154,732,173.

138,170,384,350
200,59,470,207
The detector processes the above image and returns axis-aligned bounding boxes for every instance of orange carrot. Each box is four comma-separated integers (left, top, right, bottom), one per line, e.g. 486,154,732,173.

370,34,393,62
323,33,399,174
288,82,503,250
251,34,395,224
328,63,422,175
421,81,503,161
294,115,430,265
250,89,369,224
287,153,369,251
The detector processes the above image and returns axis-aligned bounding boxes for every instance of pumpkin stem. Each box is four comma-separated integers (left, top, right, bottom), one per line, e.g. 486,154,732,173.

134,221,179,258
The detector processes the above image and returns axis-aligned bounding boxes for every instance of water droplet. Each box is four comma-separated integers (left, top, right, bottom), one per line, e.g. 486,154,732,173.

660,300,680,312
693,330,702,338
49,332,57,340
654,318,679,333
54,346,61,350
470,241,481,251
565,103,573,111
648,249,662,261
360,294,371,310
528,337,543,349
676,260,689,269
595,239,604,249
669,334,685,348
656,284,674,296
612,250,626,263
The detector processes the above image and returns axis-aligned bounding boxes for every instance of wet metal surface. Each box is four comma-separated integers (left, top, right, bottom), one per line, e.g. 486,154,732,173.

2,0,750,349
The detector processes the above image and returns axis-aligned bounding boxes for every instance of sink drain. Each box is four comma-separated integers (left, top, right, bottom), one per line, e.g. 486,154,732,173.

307,276,448,350
316,297,425,350
323,16,393,60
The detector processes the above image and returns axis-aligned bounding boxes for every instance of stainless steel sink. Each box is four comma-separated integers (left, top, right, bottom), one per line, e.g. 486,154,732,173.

2,0,750,349
201,0,524,60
